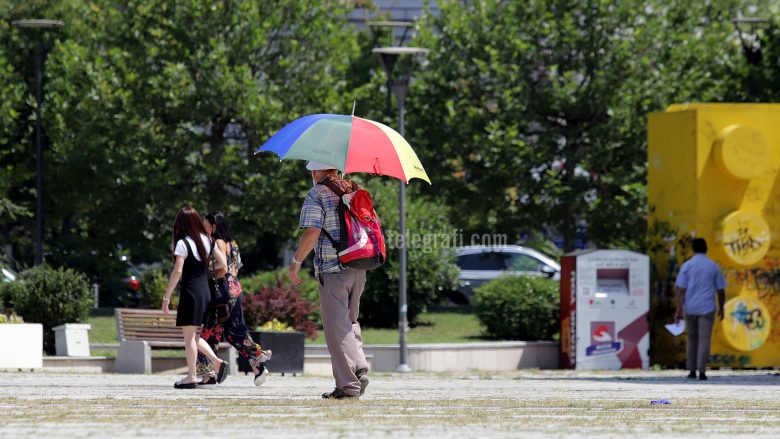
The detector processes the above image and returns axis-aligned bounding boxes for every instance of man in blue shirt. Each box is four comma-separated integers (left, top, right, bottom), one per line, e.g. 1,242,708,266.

674,238,726,381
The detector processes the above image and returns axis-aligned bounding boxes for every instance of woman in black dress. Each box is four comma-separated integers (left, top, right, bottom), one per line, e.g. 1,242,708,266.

162,206,229,389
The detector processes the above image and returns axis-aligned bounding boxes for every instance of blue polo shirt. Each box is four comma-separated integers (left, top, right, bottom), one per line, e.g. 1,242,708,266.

674,253,726,315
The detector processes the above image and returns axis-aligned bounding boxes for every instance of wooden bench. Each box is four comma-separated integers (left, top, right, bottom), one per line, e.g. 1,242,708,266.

114,308,236,374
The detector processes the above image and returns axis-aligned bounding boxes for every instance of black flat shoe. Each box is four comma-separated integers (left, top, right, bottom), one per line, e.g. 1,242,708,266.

216,361,229,384
321,388,358,399
174,380,198,389
198,377,217,385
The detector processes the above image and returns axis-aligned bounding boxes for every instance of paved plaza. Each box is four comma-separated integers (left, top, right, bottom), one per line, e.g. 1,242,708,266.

1,369,779,438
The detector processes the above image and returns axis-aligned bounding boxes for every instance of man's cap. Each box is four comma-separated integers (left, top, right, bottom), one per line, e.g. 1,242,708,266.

306,161,337,171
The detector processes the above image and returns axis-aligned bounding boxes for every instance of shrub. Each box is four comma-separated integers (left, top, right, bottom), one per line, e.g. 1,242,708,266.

11,265,94,354
360,180,460,327
241,269,320,325
0,280,25,309
242,269,319,303
474,275,559,340
243,284,319,340
139,268,178,309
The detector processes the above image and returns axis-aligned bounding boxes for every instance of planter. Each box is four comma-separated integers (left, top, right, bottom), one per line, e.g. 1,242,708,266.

0,323,43,369
53,323,92,357
238,331,304,374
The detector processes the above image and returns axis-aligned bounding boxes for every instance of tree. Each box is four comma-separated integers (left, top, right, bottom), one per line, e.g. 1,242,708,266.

409,0,749,251
1,1,366,284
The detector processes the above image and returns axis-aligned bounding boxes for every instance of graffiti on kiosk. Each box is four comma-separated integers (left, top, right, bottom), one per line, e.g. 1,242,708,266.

708,353,752,368
724,266,780,295
723,227,765,256
730,302,766,330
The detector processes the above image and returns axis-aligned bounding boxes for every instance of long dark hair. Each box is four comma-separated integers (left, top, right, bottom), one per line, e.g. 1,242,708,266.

172,206,210,267
205,211,234,243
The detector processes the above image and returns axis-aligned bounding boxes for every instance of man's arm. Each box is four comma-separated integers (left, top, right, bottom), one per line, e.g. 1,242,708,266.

717,289,725,321
288,227,321,286
674,287,686,322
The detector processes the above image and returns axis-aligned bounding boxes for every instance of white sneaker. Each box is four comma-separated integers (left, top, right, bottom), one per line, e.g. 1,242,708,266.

254,366,269,386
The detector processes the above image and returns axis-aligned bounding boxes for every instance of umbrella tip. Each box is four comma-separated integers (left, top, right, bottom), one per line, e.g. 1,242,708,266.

352,100,357,116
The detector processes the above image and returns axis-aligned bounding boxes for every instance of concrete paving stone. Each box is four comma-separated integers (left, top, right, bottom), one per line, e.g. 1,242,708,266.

1,369,779,438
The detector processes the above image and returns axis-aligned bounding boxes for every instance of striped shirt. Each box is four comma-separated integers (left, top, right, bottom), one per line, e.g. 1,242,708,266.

299,183,343,274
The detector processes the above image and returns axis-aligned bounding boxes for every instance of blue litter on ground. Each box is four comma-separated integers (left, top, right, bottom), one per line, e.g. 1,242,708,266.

650,399,671,405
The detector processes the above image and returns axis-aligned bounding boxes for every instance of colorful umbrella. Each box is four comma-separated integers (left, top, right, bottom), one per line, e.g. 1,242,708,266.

255,114,430,184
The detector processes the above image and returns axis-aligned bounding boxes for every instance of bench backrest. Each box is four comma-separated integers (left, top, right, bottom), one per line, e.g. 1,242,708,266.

115,308,183,342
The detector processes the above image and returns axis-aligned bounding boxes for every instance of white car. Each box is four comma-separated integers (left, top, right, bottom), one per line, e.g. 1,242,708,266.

452,245,561,304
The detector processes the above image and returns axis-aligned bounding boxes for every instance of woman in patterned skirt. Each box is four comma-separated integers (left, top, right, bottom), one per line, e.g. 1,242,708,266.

197,211,272,386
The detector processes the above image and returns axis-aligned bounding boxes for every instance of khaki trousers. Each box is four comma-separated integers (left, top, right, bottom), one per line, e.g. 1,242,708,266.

685,312,715,372
319,268,369,396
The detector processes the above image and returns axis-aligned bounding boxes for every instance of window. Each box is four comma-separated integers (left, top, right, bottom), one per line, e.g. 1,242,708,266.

505,253,543,272
457,252,507,270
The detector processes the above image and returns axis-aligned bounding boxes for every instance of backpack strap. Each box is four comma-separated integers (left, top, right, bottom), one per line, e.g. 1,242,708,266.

318,177,345,197
316,177,353,250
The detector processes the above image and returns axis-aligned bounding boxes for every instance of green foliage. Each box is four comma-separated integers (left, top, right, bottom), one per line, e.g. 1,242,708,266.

0,280,25,309
139,267,177,309
0,0,365,280
358,179,460,328
242,269,319,303
11,265,93,354
410,0,755,251
474,275,559,340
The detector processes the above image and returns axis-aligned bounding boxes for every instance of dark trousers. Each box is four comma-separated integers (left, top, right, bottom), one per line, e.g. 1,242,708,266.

685,312,715,372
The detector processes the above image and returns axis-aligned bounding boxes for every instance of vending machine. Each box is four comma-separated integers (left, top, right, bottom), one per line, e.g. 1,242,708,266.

560,249,650,370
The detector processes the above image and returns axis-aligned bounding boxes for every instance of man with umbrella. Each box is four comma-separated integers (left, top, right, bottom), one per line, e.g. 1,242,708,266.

288,161,370,399
257,112,431,398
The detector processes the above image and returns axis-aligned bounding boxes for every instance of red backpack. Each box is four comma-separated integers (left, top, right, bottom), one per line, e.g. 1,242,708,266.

318,178,386,270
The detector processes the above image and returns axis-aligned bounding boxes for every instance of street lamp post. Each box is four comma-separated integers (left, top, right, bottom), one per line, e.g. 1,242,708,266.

12,19,64,265
732,16,768,65
372,45,428,374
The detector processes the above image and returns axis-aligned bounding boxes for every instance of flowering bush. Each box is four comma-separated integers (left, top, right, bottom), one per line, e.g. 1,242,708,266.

258,318,295,332
241,269,320,325
0,312,24,324
243,284,318,340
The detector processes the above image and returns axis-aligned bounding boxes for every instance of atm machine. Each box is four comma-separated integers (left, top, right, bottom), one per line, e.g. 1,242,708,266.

559,249,650,370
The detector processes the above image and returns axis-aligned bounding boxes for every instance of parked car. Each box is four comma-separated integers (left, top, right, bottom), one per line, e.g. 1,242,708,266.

99,255,144,307
1,264,17,283
450,245,561,305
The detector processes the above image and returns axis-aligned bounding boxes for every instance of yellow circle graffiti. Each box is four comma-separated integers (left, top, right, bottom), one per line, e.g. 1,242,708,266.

715,210,771,266
721,293,771,352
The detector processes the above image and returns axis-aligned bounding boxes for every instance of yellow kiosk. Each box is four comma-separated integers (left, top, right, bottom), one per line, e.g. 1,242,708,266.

648,103,780,368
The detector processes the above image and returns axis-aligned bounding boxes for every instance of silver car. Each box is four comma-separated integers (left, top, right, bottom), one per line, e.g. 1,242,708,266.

452,245,560,304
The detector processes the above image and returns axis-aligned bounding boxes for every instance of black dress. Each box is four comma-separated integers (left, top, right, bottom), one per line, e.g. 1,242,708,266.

176,238,212,327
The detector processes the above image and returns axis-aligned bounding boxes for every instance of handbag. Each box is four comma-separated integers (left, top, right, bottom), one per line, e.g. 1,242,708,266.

208,276,231,323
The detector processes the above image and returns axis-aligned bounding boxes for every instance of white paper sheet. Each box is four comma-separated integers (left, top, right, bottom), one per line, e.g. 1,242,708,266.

664,320,686,337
